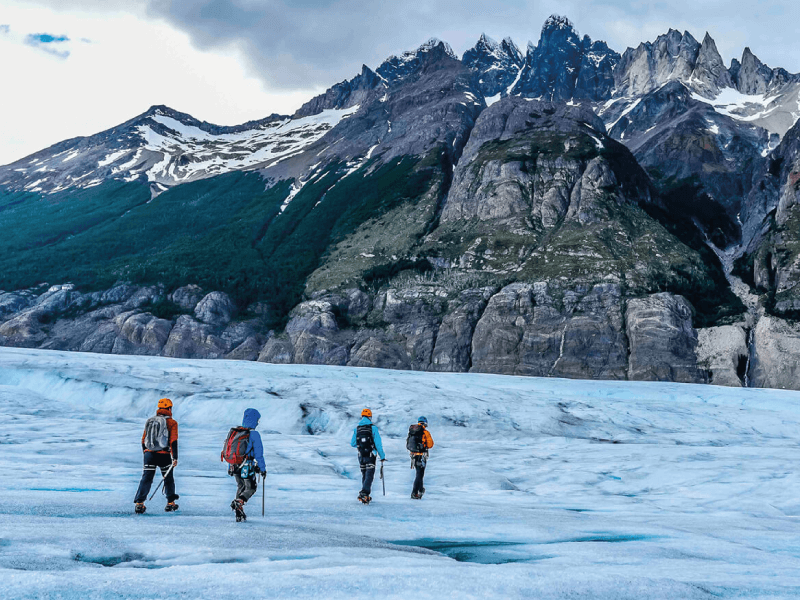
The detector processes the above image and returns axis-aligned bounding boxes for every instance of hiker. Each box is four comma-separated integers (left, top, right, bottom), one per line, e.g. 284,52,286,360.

407,416,434,499
134,398,179,514
350,408,385,504
221,408,266,522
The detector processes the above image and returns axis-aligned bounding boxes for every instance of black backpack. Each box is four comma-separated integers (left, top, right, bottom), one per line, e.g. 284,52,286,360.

406,424,425,453
356,424,375,457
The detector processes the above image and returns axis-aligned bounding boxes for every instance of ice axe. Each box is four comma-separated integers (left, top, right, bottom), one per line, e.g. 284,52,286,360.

148,462,175,501
261,471,266,517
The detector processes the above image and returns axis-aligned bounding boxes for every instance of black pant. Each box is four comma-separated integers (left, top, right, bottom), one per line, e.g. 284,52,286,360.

234,467,258,502
359,455,376,496
134,452,177,503
412,455,427,496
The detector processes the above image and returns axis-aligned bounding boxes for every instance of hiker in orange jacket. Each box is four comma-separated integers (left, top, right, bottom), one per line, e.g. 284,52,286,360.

408,416,433,499
134,398,179,514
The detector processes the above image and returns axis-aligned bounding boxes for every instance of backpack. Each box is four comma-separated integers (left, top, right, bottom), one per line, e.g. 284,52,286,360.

356,424,375,457
406,424,426,454
222,427,251,465
143,416,170,451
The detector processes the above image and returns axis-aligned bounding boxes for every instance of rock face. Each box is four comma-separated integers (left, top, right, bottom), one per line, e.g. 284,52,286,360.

626,294,707,383
696,325,748,387
750,315,800,389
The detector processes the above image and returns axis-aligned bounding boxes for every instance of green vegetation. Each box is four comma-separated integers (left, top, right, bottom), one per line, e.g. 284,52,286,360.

639,177,745,326
0,155,440,328
362,258,433,289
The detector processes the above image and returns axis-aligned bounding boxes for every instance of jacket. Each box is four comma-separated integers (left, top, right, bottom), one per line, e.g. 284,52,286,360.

241,408,266,471
350,416,386,460
142,407,179,459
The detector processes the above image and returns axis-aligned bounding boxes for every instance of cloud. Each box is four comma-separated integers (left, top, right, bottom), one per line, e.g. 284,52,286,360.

25,32,71,57
12,0,800,90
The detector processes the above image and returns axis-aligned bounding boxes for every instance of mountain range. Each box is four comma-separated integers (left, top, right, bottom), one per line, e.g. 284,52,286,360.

2,14,800,390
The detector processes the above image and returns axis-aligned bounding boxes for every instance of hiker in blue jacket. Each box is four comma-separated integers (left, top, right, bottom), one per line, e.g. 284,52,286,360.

350,408,385,504
222,408,266,522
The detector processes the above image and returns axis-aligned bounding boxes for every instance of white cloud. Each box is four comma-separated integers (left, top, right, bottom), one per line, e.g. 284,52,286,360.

0,2,320,166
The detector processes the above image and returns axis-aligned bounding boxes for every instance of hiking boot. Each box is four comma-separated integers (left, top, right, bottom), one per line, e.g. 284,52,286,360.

358,494,371,505
411,492,421,499
134,503,146,514
232,499,246,522
165,502,179,512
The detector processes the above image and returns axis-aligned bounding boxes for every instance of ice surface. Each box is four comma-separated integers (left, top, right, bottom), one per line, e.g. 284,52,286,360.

1,347,799,598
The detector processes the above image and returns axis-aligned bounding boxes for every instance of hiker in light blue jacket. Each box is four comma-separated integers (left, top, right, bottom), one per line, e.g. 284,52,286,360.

350,408,385,504
222,408,265,522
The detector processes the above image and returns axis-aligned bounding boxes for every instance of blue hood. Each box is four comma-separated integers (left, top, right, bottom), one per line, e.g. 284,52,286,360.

242,408,261,429
357,416,372,426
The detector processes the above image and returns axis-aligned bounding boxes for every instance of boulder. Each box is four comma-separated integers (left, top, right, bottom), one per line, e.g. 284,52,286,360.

111,311,173,356
285,300,350,365
258,335,294,364
0,291,34,321
162,315,228,359
170,285,205,312
194,292,235,326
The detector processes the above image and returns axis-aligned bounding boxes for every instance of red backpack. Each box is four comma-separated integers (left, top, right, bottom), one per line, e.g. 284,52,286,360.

222,427,251,465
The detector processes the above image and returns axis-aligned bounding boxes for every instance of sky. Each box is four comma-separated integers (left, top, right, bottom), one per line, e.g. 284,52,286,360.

1,0,800,165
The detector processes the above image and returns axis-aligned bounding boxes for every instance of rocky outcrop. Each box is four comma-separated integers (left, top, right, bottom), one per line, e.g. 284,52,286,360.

170,285,204,312
626,293,707,383
469,282,628,379
696,325,748,387
194,292,235,326
750,315,800,389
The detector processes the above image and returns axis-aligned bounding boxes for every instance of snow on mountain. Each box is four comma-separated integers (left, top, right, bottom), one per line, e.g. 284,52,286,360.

462,33,524,98
0,105,361,195
2,347,800,598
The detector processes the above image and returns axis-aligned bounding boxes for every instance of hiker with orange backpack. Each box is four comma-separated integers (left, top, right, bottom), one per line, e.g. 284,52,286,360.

407,416,433,499
221,408,266,522
134,398,180,514
350,408,386,504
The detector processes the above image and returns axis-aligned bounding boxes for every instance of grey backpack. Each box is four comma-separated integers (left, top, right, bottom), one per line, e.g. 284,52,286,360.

144,416,170,451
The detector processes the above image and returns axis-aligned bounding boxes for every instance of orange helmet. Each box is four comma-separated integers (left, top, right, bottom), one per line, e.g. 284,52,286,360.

361,408,372,418
158,398,173,410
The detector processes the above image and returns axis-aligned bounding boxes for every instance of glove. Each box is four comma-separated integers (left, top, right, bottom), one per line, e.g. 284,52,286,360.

254,465,261,474
172,460,178,468
261,470,267,479
381,459,386,463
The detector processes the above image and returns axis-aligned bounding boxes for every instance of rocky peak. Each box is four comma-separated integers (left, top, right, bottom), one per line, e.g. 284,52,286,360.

463,33,524,98
377,38,458,84
295,64,384,118
732,47,775,95
512,15,618,101
501,37,523,65
690,33,732,97
615,29,700,97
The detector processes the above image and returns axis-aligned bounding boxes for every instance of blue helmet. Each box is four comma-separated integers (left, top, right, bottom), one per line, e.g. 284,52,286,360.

418,416,428,424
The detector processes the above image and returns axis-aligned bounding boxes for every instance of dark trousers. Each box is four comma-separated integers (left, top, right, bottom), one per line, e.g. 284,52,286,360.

412,455,427,496
134,452,177,503
234,467,258,503
359,455,376,496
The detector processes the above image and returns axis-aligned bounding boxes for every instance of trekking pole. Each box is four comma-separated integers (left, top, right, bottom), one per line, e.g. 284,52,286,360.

380,460,385,496
148,463,175,501
262,473,266,517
